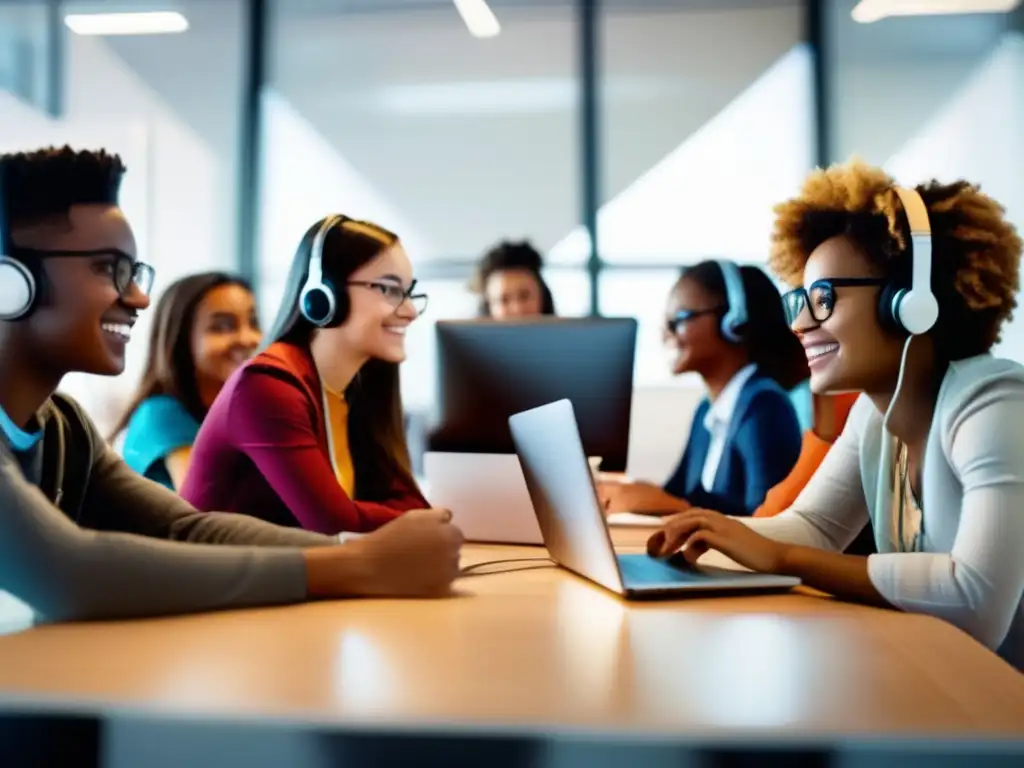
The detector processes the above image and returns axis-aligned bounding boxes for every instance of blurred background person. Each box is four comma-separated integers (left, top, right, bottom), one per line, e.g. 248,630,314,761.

599,260,808,517
111,272,261,490
472,239,556,319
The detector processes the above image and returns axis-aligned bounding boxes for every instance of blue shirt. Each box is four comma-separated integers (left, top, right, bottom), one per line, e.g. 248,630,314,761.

664,372,802,516
122,395,200,490
0,403,42,453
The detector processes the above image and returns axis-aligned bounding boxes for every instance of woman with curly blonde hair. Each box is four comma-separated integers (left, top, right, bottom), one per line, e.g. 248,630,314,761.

648,159,1024,669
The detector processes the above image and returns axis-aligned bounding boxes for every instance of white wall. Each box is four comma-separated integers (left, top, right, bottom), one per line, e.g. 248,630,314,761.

554,44,815,264
885,33,1024,362
828,1,1024,362
257,90,437,326
269,2,805,261
1,33,228,436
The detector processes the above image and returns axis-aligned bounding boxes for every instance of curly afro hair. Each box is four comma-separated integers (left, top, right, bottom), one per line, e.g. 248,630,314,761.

769,158,1022,360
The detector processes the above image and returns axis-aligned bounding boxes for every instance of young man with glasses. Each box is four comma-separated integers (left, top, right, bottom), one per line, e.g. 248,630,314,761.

0,147,462,624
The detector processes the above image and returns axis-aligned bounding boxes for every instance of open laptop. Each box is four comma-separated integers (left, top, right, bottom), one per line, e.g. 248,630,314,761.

508,399,800,598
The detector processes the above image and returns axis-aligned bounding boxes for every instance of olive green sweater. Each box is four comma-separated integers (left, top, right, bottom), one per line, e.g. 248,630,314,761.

0,393,335,622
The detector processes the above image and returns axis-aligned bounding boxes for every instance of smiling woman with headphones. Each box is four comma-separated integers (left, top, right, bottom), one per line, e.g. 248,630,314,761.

599,259,809,518
648,160,1024,670
180,215,440,534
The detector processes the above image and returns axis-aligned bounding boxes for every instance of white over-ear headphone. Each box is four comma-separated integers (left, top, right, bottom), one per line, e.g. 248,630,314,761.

875,185,937,554
0,168,38,321
889,186,938,336
717,259,748,343
299,214,343,328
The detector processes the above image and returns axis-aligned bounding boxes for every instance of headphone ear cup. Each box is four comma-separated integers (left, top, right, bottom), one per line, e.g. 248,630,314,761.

0,257,38,321
301,282,336,328
877,282,907,335
719,314,742,344
327,279,349,328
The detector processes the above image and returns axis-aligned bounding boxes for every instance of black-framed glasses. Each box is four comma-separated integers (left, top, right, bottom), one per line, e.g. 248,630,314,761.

12,247,156,298
348,279,428,315
782,277,885,325
665,307,723,334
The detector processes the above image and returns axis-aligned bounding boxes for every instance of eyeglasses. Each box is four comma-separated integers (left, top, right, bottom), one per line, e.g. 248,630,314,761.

782,277,885,325
348,279,428,315
665,307,723,334
13,247,156,298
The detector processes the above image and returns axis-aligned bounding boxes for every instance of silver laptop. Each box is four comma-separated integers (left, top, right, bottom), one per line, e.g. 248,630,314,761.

508,399,801,598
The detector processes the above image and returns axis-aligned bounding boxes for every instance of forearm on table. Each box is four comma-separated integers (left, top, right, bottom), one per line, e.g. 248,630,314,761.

775,545,892,607
7,517,313,622
352,500,410,531
246,446,380,534
89,450,336,547
662,489,691,510
172,510,338,547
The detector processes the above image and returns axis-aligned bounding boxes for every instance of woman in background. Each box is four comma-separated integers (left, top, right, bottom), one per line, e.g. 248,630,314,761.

111,272,261,490
181,215,435,534
473,239,556,319
599,260,808,517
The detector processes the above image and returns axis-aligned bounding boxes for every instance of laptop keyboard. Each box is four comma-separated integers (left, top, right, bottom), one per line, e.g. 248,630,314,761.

616,553,705,586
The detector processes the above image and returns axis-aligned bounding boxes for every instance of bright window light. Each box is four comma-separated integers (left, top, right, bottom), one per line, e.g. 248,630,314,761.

64,11,189,36
852,0,1021,23
453,0,501,39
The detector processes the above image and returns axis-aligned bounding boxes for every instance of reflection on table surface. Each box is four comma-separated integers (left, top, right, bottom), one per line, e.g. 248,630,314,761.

0,541,1022,739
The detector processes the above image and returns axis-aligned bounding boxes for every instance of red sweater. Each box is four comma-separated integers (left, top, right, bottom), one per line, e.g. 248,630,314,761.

180,341,426,534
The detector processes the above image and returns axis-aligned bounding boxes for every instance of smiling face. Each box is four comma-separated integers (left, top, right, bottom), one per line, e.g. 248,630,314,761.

794,235,904,395
662,276,729,376
19,204,149,376
323,242,419,363
190,282,262,388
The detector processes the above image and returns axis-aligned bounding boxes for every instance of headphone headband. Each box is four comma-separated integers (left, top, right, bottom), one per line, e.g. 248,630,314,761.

889,186,938,336
308,215,341,284
717,259,748,343
299,214,346,327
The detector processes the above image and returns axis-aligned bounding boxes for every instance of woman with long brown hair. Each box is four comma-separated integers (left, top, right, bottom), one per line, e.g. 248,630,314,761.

180,215,437,534
112,272,261,489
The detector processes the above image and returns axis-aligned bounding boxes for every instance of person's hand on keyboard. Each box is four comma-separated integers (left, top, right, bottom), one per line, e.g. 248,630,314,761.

647,508,788,573
595,480,689,516
305,509,464,598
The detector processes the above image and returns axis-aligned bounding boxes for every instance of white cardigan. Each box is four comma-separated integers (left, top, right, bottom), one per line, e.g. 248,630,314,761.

747,354,1024,670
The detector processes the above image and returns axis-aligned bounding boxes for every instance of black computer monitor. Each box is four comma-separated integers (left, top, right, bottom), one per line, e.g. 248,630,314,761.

429,317,638,472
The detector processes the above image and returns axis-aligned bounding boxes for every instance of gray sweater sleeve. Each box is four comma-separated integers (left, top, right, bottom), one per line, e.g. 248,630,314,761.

0,449,321,623
86,444,336,548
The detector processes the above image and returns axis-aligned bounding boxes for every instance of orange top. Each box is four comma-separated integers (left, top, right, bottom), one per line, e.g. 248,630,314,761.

753,393,859,517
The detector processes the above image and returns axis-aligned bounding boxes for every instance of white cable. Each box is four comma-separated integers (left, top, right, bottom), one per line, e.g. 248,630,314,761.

875,335,914,552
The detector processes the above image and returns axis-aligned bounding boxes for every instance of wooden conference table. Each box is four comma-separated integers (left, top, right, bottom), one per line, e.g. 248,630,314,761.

0,529,1022,763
